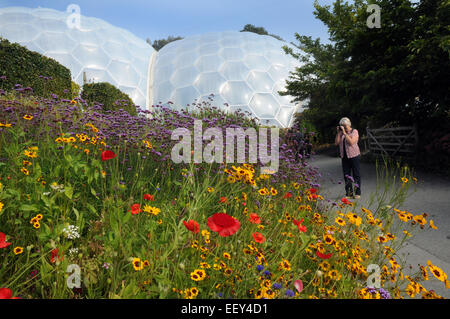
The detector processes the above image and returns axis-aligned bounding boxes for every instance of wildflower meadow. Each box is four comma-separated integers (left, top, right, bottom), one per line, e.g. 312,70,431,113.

0,83,448,300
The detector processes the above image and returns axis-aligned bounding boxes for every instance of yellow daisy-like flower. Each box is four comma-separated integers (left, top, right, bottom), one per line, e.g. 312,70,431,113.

207,187,214,193
0,201,4,212
21,167,30,175
335,216,346,226
33,222,41,229
401,177,408,184
270,187,277,196
258,188,269,196
200,262,211,269
223,252,231,260
427,260,447,282
0,122,13,127
143,260,150,267
14,246,24,255
190,269,206,281
143,205,161,216
279,258,291,271
23,114,33,120
132,257,144,271
227,175,236,183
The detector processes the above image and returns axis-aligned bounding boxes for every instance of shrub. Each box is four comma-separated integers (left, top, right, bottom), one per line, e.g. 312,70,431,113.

0,37,72,98
81,82,137,116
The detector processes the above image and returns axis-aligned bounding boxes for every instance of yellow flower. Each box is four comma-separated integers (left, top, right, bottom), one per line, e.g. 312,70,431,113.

335,216,346,226
0,122,13,127
23,114,33,120
279,258,291,271
14,247,24,255
21,167,30,175
429,219,438,230
190,269,206,281
0,201,3,212
401,177,408,184
427,260,447,282
132,258,144,271
207,187,214,193
143,205,161,216
33,222,41,229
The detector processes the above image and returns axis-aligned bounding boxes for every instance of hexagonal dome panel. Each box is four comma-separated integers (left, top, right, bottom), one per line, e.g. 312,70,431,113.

249,93,281,119
152,31,303,127
0,6,154,108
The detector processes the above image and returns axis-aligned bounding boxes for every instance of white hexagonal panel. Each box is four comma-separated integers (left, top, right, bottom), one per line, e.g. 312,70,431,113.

152,31,302,127
0,6,154,108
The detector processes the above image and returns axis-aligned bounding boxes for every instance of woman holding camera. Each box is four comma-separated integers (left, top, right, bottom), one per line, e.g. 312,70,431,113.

335,117,361,199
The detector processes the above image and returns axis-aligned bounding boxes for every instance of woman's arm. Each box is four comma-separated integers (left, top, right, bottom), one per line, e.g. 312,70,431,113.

335,128,342,145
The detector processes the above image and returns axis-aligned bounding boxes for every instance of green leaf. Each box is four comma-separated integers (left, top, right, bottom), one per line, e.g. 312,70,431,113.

20,204,40,212
65,185,73,200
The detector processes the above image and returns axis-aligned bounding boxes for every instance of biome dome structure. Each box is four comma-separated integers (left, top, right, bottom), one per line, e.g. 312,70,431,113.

0,6,303,127
153,31,302,127
0,6,155,108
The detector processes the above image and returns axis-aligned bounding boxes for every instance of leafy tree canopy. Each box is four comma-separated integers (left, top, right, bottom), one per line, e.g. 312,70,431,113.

147,36,184,51
240,24,285,41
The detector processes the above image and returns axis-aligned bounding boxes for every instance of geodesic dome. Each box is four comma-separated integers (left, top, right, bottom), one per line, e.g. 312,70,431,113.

152,31,302,127
0,6,304,127
0,6,154,108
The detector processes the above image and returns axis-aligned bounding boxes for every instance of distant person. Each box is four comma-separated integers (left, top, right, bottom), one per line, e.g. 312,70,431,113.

334,117,361,199
294,128,305,160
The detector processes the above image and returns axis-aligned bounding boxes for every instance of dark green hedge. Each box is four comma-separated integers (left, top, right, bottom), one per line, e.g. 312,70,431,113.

0,37,72,98
81,82,137,115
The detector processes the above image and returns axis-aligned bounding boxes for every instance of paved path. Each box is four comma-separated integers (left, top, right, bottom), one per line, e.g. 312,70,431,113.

309,154,450,298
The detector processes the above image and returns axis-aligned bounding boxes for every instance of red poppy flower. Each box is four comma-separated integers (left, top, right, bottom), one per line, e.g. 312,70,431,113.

207,213,240,237
219,197,227,204
309,188,317,194
316,250,333,259
294,279,303,293
183,220,199,234
283,192,292,199
0,288,14,299
101,150,116,162
248,213,261,224
144,194,154,201
341,197,352,205
252,232,266,243
0,232,12,249
130,203,141,215
293,218,307,233
50,249,63,263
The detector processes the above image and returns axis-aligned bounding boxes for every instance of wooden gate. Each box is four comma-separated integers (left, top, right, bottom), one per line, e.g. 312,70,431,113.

366,126,418,158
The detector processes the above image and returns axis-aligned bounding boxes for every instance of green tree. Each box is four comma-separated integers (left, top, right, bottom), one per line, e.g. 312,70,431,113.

281,0,450,142
240,24,285,41
147,36,184,51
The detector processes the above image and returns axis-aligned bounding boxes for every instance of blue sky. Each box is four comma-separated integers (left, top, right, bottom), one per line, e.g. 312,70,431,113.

0,0,334,44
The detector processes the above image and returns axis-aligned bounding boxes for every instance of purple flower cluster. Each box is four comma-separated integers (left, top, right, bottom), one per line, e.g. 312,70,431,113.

365,287,391,299
0,85,320,186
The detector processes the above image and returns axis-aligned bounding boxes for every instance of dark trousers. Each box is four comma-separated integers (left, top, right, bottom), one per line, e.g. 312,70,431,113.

342,155,361,196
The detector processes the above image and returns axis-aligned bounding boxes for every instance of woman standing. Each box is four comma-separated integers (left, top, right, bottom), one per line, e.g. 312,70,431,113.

334,117,361,199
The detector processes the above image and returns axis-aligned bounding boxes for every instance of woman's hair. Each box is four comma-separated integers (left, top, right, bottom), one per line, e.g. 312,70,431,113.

339,117,351,126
